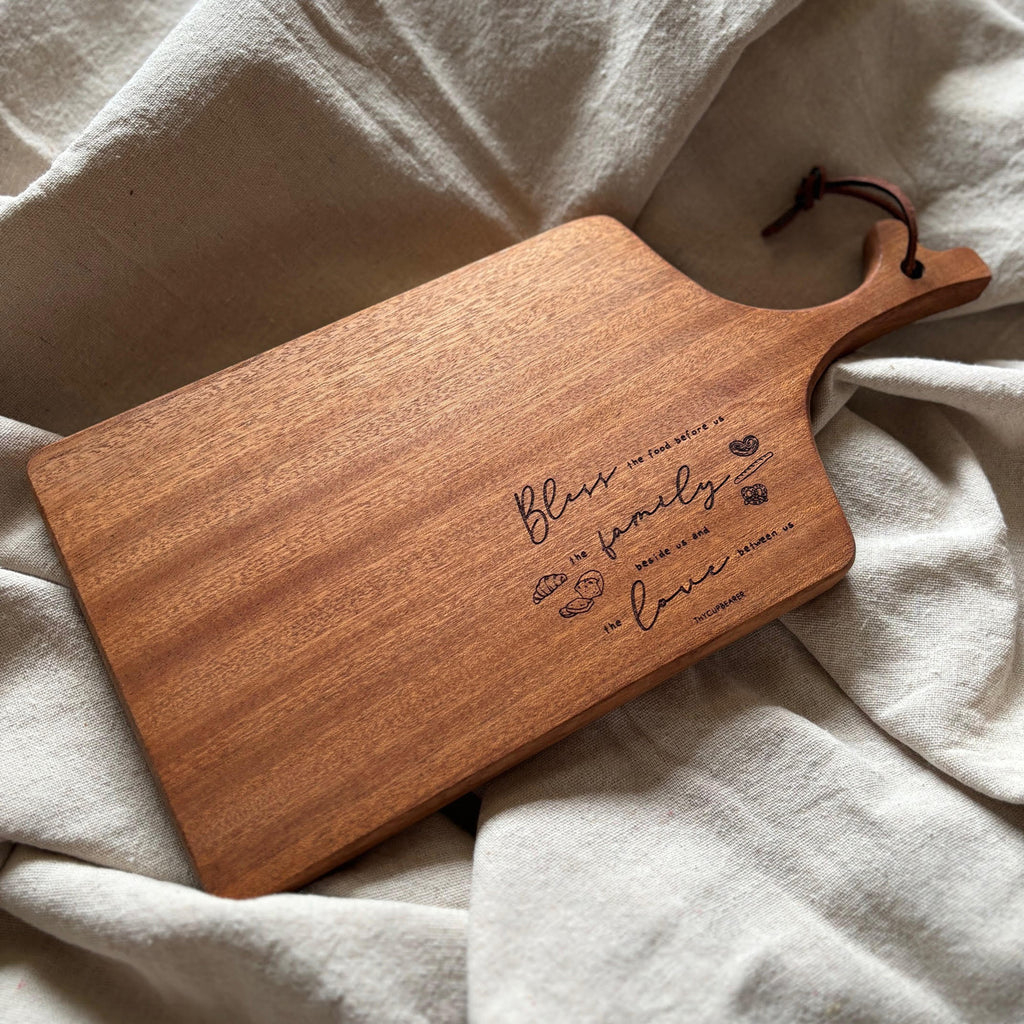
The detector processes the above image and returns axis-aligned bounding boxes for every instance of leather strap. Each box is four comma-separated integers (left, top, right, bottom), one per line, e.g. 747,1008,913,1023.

762,166,923,278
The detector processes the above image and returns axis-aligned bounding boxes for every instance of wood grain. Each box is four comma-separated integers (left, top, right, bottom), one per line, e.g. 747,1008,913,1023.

27,216,990,898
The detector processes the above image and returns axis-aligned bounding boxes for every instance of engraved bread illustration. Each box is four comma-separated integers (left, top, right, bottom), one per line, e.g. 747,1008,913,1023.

559,597,594,618
558,570,606,618
533,573,568,604
734,451,773,483
741,482,769,505
574,569,604,599
728,434,759,458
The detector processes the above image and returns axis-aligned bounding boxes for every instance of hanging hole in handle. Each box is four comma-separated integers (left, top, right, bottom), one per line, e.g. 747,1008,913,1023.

765,168,925,284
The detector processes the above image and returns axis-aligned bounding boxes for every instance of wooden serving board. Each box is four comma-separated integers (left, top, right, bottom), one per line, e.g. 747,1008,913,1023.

28,216,989,898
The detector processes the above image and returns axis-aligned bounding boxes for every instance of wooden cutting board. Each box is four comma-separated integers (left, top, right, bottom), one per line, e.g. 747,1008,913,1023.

28,216,989,898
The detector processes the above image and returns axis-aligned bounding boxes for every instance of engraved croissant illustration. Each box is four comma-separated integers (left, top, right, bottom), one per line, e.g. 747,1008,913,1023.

533,573,568,603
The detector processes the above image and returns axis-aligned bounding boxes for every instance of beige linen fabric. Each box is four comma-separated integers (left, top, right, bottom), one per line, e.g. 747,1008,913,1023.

2,0,1023,1021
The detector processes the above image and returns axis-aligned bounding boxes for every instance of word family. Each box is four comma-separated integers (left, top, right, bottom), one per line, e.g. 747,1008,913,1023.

597,464,729,561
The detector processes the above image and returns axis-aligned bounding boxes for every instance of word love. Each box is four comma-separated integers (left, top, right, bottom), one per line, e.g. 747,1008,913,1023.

630,557,731,632
597,464,730,561
515,466,618,545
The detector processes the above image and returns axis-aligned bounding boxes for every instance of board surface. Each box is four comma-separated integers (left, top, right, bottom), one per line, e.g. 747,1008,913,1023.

28,216,989,898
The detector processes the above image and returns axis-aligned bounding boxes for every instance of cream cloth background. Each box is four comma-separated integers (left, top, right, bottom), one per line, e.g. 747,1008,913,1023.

2,0,1024,1020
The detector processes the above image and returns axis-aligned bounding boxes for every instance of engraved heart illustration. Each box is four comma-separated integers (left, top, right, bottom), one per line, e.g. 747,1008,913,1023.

728,434,759,458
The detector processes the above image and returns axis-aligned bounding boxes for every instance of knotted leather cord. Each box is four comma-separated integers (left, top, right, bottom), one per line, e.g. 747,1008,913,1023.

762,166,923,278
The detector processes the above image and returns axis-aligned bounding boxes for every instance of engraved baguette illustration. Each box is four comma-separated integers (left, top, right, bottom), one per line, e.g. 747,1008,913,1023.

734,451,774,484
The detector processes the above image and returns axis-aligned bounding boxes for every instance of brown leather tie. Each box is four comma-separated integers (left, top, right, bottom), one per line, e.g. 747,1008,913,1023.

762,166,923,278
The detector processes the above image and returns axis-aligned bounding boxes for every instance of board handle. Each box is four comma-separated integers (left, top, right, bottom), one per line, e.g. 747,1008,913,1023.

805,219,990,374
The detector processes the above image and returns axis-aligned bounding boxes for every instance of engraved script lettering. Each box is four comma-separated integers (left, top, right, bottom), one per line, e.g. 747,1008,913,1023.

630,557,731,632
515,467,618,545
597,464,729,561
